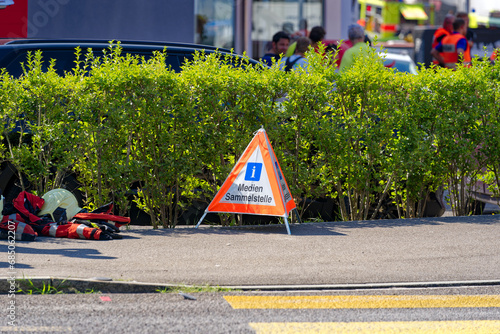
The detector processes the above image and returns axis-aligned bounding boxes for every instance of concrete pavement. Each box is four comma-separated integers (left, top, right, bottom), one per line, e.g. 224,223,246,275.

1,212,500,292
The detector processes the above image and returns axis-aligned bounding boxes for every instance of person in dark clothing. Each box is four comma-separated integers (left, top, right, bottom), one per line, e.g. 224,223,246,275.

309,26,326,50
261,31,290,66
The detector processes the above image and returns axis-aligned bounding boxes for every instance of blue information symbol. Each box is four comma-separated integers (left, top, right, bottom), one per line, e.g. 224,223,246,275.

244,163,263,181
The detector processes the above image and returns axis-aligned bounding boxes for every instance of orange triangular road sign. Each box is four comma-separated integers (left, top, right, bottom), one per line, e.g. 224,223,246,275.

196,128,296,234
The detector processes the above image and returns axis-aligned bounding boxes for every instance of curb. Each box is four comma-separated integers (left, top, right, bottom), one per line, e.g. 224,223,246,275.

1,277,182,294
2,277,500,294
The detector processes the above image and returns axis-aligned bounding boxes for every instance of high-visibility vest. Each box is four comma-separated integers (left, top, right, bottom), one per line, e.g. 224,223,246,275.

432,28,450,64
441,33,470,68
432,28,450,48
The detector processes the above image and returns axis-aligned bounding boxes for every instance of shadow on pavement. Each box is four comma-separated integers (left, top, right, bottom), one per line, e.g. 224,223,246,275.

127,223,345,236
322,215,500,229
8,246,117,260
0,261,33,269
126,213,500,236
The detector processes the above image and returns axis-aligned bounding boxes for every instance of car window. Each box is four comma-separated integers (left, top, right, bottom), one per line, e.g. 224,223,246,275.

119,50,182,72
1,47,184,76
2,49,77,77
1,45,258,77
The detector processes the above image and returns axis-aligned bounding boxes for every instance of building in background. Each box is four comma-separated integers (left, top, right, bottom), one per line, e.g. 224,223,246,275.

0,0,496,61
0,0,356,60
0,1,195,44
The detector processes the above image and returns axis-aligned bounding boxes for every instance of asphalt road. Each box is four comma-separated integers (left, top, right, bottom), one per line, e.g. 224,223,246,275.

2,286,499,334
2,213,500,288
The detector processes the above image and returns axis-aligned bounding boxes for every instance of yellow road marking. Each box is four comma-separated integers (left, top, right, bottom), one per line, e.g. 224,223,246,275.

249,321,500,334
225,295,500,309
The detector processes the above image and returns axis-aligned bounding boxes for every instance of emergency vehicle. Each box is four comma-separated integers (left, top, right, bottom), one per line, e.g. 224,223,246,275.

358,0,435,40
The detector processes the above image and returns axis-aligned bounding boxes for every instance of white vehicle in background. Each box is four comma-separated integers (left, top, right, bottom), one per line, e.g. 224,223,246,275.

0,0,15,9
379,51,418,74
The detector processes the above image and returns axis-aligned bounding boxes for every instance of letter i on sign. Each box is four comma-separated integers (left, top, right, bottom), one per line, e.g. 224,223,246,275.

245,163,262,181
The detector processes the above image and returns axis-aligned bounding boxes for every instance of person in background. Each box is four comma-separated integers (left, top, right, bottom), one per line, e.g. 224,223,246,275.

456,12,477,49
334,39,353,67
309,26,326,51
431,18,471,69
282,22,294,36
261,31,290,66
431,14,455,65
292,19,309,39
286,25,326,57
491,49,498,64
335,33,372,68
339,24,371,72
363,34,373,46
280,37,311,72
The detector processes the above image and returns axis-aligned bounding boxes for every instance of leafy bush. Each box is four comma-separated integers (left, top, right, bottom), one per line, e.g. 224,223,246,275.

2,43,499,227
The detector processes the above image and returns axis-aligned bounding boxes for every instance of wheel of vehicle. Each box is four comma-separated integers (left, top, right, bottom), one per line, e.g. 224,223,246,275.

177,200,221,225
301,197,339,222
468,199,486,215
127,200,152,226
2,170,33,205
3,180,23,205
422,191,446,217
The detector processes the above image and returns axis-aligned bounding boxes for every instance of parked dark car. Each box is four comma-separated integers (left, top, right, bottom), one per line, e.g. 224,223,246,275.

0,39,260,76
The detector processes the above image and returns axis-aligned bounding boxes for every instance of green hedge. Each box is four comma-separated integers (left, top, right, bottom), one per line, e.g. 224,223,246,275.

1,43,499,227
